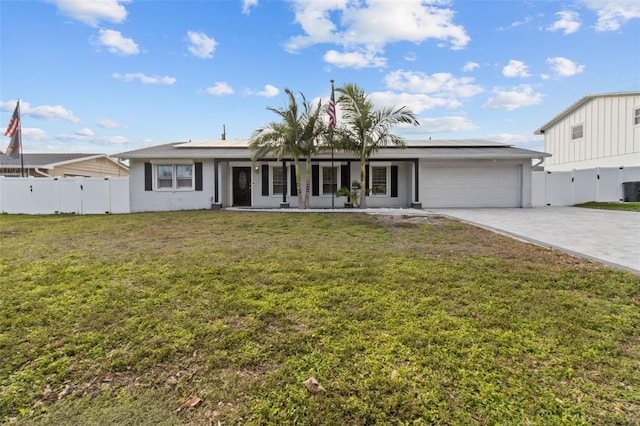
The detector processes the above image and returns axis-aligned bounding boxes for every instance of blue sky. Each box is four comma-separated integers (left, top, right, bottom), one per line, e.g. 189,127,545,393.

1,0,639,155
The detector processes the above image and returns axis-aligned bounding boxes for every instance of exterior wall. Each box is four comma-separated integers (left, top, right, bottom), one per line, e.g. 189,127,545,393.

52,157,128,177
247,160,412,209
544,94,640,171
129,159,214,212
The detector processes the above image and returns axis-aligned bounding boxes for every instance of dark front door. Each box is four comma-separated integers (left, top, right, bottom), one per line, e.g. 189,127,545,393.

232,167,251,206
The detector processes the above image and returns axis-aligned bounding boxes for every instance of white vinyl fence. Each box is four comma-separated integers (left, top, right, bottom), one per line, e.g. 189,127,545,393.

0,176,129,214
532,166,640,206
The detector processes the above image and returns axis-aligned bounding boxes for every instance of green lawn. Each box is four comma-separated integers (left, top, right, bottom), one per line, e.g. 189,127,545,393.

574,202,640,212
1,211,639,425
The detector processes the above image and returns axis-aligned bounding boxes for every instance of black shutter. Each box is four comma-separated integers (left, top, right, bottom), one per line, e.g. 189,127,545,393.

195,162,203,191
144,162,153,191
262,165,269,196
365,164,369,192
312,164,320,196
390,165,398,198
290,165,297,196
341,164,350,189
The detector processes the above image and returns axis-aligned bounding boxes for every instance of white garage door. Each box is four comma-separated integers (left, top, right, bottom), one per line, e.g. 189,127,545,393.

422,165,522,208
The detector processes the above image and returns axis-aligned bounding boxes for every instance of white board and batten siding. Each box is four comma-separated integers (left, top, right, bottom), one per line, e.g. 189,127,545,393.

543,94,640,171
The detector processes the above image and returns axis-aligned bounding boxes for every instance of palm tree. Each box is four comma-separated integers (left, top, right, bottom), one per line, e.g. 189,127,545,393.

249,88,325,209
335,83,419,208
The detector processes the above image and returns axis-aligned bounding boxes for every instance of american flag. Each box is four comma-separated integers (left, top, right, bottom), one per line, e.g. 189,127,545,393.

328,84,336,130
4,102,20,138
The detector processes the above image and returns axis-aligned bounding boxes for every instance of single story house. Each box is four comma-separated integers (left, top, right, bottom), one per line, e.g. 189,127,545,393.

534,91,640,171
0,153,129,177
117,138,549,212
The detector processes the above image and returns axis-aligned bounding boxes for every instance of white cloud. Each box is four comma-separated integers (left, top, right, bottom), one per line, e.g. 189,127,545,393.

548,10,581,34
462,61,479,72
403,51,417,62
412,116,478,133
502,60,530,78
53,0,129,27
546,56,585,77
1,101,82,122
285,0,470,68
582,0,640,31
245,84,280,98
75,128,94,137
21,128,50,141
242,0,258,14
482,84,543,111
187,31,217,59
384,70,484,98
497,15,532,31
487,133,544,149
97,118,121,128
323,49,386,68
370,91,461,115
206,82,234,95
112,72,176,85
93,29,139,55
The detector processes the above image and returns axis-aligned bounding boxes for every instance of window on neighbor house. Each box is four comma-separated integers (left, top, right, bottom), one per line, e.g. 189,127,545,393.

272,166,284,195
370,166,388,195
571,124,584,140
155,164,194,190
322,166,338,195
634,107,640,126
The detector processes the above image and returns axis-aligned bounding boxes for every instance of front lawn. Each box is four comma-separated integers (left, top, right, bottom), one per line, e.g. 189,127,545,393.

575,201,640,212
1,211,638,425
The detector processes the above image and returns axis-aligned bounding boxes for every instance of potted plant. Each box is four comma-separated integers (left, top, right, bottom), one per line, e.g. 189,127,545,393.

336,180,362,208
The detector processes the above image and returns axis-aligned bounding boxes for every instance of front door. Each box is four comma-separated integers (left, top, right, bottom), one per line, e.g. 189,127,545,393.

232,167,252,206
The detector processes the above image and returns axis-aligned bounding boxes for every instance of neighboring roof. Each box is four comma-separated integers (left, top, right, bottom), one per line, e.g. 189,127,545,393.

117,139,549,160
534,91,640,135
0,153,128,170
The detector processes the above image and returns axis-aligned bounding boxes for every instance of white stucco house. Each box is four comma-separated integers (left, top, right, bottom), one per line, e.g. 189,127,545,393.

117,138,549,212
534,92,640,172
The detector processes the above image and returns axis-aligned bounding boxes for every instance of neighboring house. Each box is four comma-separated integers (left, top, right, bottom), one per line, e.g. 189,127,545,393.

534,92,640,171
117,138,549,212
0,153,129,177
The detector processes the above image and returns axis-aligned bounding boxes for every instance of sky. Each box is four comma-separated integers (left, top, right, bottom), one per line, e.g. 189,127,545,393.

1,0,639,156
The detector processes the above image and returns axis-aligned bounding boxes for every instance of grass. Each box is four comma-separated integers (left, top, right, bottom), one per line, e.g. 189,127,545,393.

574,201,640,212
1,211,639,425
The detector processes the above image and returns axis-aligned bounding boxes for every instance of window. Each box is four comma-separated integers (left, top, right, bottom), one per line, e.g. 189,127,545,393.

370,166,388,195
322,166,338,195
634,107,640,126
272,166,284,195
571,124,584,140
155,164,194,190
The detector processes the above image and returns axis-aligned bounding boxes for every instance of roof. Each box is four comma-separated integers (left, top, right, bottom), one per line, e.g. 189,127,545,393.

117,139,549,161
0,153,128,170
534,91,640,135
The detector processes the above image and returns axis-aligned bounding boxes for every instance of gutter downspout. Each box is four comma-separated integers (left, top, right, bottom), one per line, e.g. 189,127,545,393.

34,168,50,177
532,158,545,169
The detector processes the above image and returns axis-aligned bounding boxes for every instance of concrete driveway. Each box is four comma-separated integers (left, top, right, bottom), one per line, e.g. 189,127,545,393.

430,207,640,274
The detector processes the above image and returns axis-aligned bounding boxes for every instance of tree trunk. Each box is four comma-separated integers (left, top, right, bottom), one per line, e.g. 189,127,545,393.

304,157,311,209
359,161,367,208
294,160,304,209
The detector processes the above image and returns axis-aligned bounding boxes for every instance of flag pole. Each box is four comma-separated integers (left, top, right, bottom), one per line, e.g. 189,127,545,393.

330,79,335,209
18,100,24,177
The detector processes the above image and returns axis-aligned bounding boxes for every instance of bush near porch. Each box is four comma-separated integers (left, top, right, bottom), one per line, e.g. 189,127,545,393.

1,211,638,425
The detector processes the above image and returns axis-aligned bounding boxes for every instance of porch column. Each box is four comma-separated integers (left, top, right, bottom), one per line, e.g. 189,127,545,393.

411,159,422,208
281,159,290,208
212,160,222,210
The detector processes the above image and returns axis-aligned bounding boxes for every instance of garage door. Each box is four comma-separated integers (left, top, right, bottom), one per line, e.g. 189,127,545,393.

422,165,521,208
